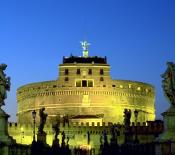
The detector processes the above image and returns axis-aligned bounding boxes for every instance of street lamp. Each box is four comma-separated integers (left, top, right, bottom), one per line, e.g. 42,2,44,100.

32,110,36,142
134,109,139,143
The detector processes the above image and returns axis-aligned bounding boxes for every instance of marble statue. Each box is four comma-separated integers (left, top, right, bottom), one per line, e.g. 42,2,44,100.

38,108,47,134
61,131,66,146
52,122,60,140
103,130,108,145
124,109,131,128
161,62,175,106
66,136,69,145
0,63,10,106
0,63,15,145
156,62,175,145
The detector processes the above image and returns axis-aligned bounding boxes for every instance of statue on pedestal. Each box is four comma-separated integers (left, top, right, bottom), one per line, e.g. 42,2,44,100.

38,108,47,134
0,63,15,145
61,131,66,147
157,62,175,146
37,108,48,144
52,122,60,140
124,109,131,129
52,122,60,147
110,123,119,145
123,109,131,143
161,62,175,106
0,63,10,106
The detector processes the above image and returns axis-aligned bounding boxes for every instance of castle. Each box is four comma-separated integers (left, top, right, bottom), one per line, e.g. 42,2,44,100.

9,41,156,149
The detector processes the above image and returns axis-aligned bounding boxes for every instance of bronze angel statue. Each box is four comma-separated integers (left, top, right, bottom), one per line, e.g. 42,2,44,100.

161,62,175,106
0,63,11,106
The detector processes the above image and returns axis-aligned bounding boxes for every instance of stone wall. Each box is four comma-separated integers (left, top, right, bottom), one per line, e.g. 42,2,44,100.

8,121,163,147
17,79,155,125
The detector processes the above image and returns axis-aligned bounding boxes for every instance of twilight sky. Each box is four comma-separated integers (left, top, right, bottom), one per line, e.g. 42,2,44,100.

0,0,175,122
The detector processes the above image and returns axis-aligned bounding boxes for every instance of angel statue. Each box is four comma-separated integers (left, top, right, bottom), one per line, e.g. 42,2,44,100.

0,63,11,106
81,41,90,51
123,109,131,129
38,108,48,134
161,62,175,106
52,122,60,140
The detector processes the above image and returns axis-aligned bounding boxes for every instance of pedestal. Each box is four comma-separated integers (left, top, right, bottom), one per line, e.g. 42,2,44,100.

157,106,175,142
156,106,175,155
52,139,60,147
37,132,47,144
0,108,15,144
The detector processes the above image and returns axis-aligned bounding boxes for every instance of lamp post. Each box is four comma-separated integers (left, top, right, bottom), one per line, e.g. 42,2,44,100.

32,110,36,142
134,109,139,143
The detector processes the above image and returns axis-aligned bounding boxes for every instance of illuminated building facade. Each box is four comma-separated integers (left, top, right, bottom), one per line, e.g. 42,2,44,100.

6,42,157,150
17,42,155,127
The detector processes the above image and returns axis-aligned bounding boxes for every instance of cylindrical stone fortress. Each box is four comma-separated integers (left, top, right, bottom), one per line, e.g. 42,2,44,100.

17,54,155,126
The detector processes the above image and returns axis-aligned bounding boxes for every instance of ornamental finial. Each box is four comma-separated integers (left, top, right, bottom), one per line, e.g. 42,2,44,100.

80,41,90,57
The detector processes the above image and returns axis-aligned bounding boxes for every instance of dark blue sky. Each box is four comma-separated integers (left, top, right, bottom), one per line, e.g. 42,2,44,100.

1,0,175,122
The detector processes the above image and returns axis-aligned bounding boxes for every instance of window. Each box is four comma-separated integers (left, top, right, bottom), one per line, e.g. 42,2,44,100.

119,85,123,88
76,80,94,87
100,77,104,81
137,87,141,91
77,69,80,75
88,69,92,75
65,77,69,81
82,80,87,87
100,69,104,75
88,80,93,87
76,80,81,87
64,69,69,75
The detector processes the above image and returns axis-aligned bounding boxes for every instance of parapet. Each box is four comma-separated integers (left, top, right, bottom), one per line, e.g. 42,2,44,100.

130,120,164,135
